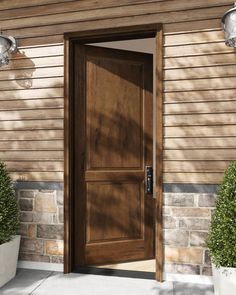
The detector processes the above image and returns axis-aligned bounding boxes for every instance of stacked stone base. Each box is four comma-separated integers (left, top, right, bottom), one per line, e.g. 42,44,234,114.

16,189,64,264
16,186,215,276
163,192,215,276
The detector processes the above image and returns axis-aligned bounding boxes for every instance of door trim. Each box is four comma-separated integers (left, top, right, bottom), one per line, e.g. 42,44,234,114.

64,23,164,281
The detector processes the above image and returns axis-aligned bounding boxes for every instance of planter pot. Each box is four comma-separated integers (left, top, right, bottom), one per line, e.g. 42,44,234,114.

212,264,236,295
0,235,21,287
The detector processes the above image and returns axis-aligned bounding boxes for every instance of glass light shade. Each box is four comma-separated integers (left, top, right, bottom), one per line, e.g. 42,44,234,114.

222,3,236,47
0,36,17,66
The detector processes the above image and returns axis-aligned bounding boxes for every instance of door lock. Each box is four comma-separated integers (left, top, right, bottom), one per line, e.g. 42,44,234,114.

146,166,153,194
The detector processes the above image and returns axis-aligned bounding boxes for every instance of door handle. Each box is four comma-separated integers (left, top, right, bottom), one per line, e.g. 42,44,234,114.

145,166,153,194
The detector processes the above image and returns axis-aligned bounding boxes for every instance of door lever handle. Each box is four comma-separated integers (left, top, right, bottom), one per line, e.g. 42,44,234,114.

145,166,153,194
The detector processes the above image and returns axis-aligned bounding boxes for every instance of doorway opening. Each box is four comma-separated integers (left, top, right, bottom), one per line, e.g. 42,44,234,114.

64,24,163,281
85,38,156,276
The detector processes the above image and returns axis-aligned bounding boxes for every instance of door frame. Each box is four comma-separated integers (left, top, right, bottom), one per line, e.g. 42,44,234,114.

64,23,164,281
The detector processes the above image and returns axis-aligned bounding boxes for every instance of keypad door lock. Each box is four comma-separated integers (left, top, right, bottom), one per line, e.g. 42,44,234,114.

146,166,153,194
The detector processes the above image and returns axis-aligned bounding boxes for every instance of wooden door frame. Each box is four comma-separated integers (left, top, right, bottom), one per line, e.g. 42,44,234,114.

64,23,164,281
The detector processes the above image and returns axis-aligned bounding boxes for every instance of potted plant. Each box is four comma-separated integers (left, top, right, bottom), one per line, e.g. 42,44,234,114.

0,161,20,287
207,162,236,295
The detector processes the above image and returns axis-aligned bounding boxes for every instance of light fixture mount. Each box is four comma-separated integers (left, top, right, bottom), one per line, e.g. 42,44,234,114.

222,2,236,47
0,35,17,66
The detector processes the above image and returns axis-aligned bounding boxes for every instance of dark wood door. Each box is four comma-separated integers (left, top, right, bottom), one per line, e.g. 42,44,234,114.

73,44,154,266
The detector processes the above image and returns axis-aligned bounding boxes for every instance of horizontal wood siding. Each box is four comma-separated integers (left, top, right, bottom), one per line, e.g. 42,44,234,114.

0,42,63,181
164,23,236,183
0,0,235,183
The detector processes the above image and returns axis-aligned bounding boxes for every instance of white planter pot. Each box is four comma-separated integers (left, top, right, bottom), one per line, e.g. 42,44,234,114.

0,235,21,287
212,264,236,295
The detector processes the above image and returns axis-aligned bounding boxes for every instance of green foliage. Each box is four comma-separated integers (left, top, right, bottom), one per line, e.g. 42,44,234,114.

0,161,19,245
207,162,236,268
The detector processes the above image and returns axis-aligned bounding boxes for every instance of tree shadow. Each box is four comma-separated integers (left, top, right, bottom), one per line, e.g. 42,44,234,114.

86,109,151,169
173,282,214,295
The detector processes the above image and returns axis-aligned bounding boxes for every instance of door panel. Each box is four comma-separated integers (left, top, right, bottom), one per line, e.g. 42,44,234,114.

86,182,142,243
87,56,143,169
73,44,153,266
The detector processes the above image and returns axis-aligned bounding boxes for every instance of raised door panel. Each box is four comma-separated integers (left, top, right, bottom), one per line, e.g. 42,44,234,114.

86,182,143,243
87,56,144,169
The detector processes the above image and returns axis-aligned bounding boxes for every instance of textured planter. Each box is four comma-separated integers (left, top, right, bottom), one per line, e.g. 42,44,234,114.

212,264,236,295
0,235,21,287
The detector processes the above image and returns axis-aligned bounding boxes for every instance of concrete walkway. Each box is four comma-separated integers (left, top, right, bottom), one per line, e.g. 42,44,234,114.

0,269,214,295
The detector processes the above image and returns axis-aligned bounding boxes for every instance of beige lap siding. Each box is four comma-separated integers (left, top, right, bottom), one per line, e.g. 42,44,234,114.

0,0,234,182
0,43,64,182
163,24,236,184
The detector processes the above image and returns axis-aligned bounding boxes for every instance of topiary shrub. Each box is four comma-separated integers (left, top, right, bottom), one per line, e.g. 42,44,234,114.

207,161,236,268
0,161,19,245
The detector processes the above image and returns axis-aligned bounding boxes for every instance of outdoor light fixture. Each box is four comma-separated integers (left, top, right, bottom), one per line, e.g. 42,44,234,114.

222,2,236,47
0,35,17,66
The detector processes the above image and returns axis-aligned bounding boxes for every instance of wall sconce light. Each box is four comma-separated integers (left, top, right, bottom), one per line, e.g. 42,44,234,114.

0,35,17,66
222,2,236,47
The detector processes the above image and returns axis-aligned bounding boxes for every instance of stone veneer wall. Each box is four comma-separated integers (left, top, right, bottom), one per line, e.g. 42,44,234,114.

163,192,216,276
16,189,64,264
15,185,216,276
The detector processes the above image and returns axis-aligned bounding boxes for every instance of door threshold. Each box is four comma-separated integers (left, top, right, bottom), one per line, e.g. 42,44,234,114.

74,265,155,280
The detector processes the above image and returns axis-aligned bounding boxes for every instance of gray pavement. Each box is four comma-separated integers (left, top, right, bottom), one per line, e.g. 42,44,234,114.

0,269,214,295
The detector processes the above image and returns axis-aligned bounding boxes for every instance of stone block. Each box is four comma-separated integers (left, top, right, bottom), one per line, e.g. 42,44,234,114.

198,194,216,207
163,216,178,229
163,206,171,216
35,192,57,213
164,193,195,207
171,208,210,218
189,231,208,247
165,247,203,264
57,190,63,205
19,198,33,211
19,190,36,198
20,212,33,222
204,250,211,265
164,263,200,275
17,224,28,237
19,252,50,263
28,224,36,238
20,238,44,254
45,240,63,255
202,266,212,276
164,230,189,247
51,256,64,264
33,212,55,224
37,224,64,240
53,214,58,223
179,219,210,230
59,207,63,223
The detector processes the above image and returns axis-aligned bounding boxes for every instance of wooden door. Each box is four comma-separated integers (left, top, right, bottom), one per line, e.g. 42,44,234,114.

73,44,154,267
